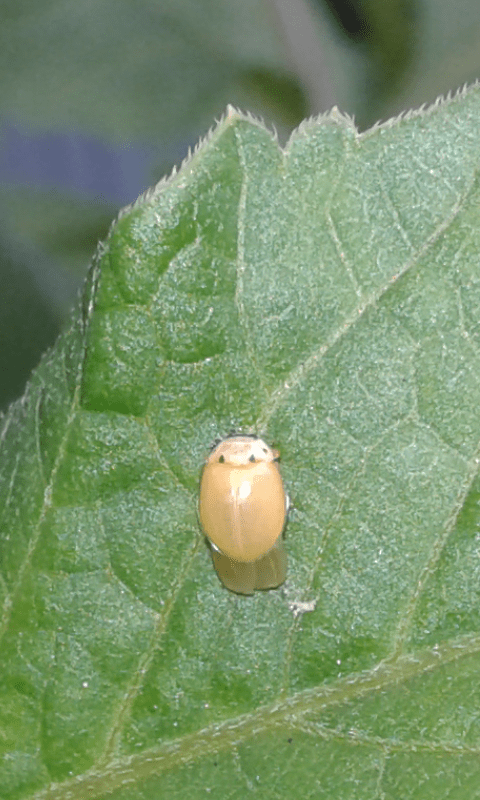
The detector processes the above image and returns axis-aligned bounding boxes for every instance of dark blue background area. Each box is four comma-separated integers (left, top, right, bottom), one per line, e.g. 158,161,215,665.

1,119,164,205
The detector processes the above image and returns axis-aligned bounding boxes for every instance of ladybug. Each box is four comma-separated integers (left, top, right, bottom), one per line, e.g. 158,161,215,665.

199,435,287,594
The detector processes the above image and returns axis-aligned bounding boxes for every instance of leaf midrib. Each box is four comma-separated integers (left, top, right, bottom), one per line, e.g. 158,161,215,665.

31,632,480,800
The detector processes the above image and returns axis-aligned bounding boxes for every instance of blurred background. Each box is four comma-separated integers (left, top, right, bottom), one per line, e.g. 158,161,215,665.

2,0,480,410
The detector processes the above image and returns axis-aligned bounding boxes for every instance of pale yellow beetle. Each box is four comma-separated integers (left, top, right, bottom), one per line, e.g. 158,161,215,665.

199,435,288,595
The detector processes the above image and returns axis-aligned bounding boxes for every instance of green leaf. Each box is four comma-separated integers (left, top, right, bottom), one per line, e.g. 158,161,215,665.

2,91,480,797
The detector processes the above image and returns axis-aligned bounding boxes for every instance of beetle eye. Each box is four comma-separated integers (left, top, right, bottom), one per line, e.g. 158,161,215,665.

219,455,225,463
249,454,256,462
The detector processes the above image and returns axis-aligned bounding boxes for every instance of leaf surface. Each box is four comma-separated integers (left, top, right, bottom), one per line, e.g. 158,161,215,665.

2,92,480,798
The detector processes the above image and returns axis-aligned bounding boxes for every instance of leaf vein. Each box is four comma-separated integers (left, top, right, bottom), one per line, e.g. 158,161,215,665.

256,168,477,431
30,633,480,800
